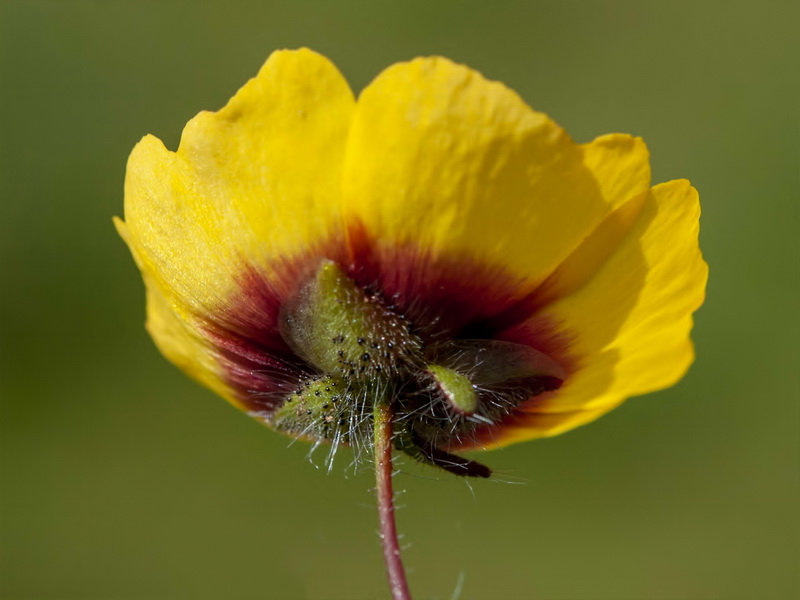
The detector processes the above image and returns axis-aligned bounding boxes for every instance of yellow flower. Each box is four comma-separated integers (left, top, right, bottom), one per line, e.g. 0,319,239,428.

115,49,707,471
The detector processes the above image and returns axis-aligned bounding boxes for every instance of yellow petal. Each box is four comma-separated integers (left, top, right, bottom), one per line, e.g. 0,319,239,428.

493,179,707,446
120,48,355,315
580,133,651,213
343,58,651,300
145,281,244,408
115,218,241,408
483,401,625,449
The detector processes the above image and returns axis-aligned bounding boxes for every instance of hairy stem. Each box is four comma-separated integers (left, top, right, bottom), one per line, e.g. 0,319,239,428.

373,401,412,600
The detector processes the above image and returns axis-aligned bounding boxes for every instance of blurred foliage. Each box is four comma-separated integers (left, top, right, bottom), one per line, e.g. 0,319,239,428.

1,1,797,599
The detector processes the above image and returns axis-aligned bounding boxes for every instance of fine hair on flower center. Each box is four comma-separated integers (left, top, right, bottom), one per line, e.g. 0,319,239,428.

271,259,563,477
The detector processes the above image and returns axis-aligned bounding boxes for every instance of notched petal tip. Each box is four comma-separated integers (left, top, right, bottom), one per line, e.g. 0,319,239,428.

125,135,177,190
130,133,170,156
194,47,352,121
583,133,651,177
360,53,555,132
112,215,128,240
584,132,649,152
580,133,652,213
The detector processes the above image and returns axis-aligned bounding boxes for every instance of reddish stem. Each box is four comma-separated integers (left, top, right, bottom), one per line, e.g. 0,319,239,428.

373,401,412,600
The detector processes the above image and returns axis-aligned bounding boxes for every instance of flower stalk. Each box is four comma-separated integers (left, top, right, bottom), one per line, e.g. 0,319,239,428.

373,400,412,600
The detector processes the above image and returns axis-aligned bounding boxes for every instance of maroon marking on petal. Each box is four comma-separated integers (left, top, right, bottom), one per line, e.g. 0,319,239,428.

346,220,580,448
345,219,574,366
204,327,304,412
346,220,520,335
199,238,353,411
202,222,579,434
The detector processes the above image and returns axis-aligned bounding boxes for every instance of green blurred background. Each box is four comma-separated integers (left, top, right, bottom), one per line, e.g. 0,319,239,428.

1,1,797,599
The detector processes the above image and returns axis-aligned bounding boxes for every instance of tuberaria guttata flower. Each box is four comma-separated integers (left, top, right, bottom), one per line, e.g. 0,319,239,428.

115,49,707,599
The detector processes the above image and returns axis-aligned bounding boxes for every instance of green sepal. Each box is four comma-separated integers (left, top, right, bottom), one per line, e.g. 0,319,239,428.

426,364,478,415
430,339,565,385
280,259,422,379
272,374,351,442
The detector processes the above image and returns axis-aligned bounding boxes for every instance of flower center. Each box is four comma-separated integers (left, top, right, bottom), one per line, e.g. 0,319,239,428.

273,259,563,477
